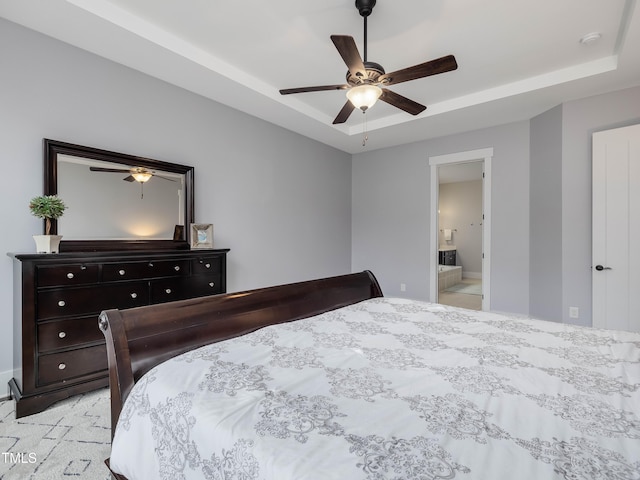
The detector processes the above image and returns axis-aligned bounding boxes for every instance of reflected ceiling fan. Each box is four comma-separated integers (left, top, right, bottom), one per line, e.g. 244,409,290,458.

89,166,176,199
279,0,458,125
89,166,176,183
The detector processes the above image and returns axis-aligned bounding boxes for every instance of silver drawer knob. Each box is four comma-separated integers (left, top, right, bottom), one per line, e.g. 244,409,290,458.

119,269,126,276
148,262,154,267
174,265,180,271
130,293,137,299
58,300,66,307
67,272,74,279
205,263,211,269
58,363,66,370
165,288,172,294
209,282,215,287
58,331,66,339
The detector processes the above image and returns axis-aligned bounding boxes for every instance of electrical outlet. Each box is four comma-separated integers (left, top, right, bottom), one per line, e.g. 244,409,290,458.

400,283,406,292
569,307,579,318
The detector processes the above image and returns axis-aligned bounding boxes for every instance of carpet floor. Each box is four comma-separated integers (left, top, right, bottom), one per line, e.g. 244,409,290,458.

0,388,111,480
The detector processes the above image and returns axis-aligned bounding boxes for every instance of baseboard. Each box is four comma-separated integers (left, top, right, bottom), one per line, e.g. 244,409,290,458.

0,368,13,401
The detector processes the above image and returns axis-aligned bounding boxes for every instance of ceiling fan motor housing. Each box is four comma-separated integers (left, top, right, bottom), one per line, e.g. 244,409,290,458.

346,61,385,86
355,0,376,17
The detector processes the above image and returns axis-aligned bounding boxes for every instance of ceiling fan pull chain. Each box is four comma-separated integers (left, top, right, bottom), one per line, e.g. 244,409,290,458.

362,110,369,147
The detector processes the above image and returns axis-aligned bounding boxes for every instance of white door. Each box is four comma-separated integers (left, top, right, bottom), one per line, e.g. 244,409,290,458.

592,123,640,332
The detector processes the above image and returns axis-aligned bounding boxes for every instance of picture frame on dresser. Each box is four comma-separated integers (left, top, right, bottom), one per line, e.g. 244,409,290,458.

190,223,213,249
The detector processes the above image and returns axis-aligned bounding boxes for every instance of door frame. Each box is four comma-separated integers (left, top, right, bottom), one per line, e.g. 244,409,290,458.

429,148,493,310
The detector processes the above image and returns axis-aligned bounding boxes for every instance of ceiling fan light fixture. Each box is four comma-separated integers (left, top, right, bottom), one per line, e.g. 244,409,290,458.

346,84,382,111
132,172,152,183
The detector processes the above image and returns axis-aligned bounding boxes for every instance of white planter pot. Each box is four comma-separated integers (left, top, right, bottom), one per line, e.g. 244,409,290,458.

33,235,63,254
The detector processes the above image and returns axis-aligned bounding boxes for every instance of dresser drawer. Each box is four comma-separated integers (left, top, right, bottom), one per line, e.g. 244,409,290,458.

187,274,223,298
150,274,222,303
38,316,103,352
37,344,107,386
102,259,190,282
37,282,149,320
191,256,222,275
37,264,99,287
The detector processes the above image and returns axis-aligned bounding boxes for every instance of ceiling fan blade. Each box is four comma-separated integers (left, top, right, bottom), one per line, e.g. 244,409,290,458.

280,84,350,95
379,89,426,115
89,166,132,173
332,100,356,124
123,175,135,182
378,55,458,86
330,35,366,78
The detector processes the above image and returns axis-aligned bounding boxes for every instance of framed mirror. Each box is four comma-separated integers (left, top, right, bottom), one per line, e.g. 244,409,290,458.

44,139,194,251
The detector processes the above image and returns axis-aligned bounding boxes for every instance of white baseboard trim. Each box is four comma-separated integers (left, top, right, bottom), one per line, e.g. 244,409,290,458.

463,271,482,279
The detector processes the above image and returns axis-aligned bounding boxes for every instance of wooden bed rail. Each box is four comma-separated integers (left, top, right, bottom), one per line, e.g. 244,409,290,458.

99,270,383,434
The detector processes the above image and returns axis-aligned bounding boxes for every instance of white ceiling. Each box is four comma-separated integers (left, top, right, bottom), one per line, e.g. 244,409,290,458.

1,0,639,154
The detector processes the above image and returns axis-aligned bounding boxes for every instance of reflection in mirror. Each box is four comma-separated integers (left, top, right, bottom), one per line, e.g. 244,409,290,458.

57,155,185,240
44,139,194,251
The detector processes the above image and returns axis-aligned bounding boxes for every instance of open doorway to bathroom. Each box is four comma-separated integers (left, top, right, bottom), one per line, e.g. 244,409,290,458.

437,163,483,310
429,148,492,311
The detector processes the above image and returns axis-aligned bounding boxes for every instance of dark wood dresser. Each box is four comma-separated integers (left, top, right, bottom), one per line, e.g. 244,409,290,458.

8,249,229,417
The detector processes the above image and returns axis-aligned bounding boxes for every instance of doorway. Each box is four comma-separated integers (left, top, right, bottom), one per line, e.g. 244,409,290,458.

429,148,493,310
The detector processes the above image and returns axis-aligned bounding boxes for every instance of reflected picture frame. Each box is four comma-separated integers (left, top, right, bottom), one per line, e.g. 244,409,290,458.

190,223,213,249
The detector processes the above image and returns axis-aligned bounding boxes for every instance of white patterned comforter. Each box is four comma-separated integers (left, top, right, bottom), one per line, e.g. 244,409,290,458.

110,298,640,480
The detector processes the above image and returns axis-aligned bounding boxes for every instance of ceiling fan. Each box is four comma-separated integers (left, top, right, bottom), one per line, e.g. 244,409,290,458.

89,166,176,184
90,166,176,198
279,0,458,125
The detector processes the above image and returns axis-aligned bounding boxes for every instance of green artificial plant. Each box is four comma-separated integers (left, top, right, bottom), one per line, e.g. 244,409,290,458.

29,195,67,235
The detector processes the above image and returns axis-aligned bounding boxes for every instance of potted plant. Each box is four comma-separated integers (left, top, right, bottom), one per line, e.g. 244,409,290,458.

29,195,67,253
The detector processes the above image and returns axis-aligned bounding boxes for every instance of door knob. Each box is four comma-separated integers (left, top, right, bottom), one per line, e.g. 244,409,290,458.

595,265,612,271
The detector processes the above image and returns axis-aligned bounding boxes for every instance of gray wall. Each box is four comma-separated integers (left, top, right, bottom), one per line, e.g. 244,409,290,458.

560,86,640,326
352,121,531,314
352,86,640,325
0,19,352,393
529,105,563,320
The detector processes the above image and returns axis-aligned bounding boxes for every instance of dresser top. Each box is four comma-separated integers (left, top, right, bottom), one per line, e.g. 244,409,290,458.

8,248,229,262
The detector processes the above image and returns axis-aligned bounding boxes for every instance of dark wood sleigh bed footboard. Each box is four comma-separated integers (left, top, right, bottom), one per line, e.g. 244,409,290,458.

98,270,383,437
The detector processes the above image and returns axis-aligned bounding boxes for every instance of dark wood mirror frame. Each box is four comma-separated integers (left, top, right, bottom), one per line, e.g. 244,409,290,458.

44,139,195,252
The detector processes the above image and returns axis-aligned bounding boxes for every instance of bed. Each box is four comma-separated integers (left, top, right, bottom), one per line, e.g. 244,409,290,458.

99,271,640,480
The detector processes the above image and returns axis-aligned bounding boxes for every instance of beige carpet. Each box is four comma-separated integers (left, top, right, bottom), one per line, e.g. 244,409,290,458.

0,388,111,480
